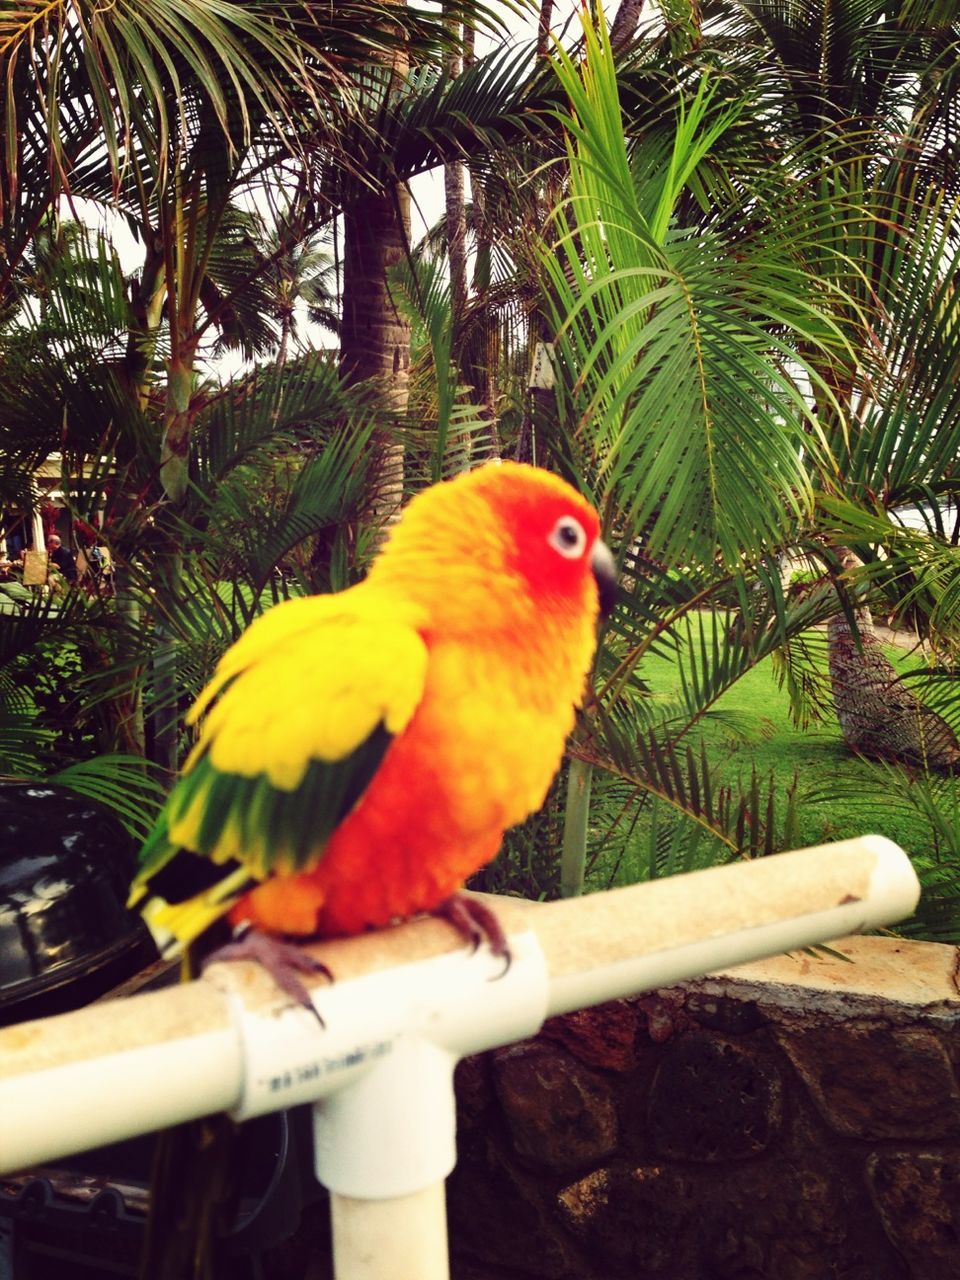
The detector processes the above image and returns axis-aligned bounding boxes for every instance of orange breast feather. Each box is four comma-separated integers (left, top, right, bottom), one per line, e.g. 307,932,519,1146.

232,617,594,938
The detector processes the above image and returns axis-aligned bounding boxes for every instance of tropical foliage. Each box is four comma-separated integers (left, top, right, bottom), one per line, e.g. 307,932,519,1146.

535,4,960,941
1,0,958,940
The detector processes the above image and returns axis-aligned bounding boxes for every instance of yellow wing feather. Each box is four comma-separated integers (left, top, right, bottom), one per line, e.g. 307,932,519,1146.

185,589,429,791
132,588,431,897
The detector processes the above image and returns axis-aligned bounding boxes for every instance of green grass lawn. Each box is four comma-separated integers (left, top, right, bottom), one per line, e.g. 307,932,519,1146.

604,625,935,869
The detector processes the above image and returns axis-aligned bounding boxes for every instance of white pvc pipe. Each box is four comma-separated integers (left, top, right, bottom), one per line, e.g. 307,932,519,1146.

0,836,920,1191
0,1028,242,1167
0,983,242,1172
330,1185,450,1280
539,833,919,1017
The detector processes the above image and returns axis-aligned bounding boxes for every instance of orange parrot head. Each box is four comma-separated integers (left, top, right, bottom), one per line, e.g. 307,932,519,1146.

369,461,617,632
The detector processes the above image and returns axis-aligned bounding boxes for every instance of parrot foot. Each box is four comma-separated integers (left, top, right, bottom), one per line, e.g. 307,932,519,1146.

201,925,332,1023
434,894,511,975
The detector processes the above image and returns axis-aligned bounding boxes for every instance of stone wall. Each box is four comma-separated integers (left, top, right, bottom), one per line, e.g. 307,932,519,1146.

447,936,960,1280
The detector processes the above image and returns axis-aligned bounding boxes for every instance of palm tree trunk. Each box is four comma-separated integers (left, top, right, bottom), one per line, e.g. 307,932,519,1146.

108,237,167,761
339,186,411,527
444,13,468,322
275,309,293,376
516,311,554,466
828,607,960,770
151,563,182,783
445,158,468,319
464,21,500,460
828,553,960,771
609,0,645,54
339,189,411,398
161,349,194,505
536,0,555,58
441,11,473,471
338,0,412,530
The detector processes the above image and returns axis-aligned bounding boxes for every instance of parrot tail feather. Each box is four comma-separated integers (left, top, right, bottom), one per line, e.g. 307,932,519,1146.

144,865,256,955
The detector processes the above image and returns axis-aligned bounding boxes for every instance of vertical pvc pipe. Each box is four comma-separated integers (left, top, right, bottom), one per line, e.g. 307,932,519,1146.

330,1185,450,1280
312,1038,459,1199
309,939,550,1280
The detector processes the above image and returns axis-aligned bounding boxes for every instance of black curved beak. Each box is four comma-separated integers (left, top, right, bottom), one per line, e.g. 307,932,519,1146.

590,539,618,620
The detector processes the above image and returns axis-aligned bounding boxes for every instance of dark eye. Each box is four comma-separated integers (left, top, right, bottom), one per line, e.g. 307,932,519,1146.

548,516,587,559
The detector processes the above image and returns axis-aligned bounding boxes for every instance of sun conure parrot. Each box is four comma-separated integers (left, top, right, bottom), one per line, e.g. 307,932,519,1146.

131,461,617,1004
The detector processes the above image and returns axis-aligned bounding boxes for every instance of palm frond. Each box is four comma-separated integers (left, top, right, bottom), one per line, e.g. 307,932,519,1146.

392,255,499,479
50,753,169,840
541,11,849,567
808,762,960,942
0,669,55,775
190,352,369,488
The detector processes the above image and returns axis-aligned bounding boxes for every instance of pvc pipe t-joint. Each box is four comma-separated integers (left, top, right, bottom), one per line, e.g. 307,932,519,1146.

229,930,550,1199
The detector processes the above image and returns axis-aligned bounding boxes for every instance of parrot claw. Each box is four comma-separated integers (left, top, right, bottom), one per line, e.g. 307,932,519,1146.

434,895,511,977
201,926,333,1024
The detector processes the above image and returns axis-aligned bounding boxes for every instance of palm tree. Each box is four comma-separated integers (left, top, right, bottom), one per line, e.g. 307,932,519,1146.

716,0,960,761
257,210,339,372
0,2,482,775
5,0,957,947
498,6,960,933
828,610,960,772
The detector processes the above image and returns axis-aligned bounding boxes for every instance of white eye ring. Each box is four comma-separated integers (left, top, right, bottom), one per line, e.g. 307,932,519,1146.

549,516,587,559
